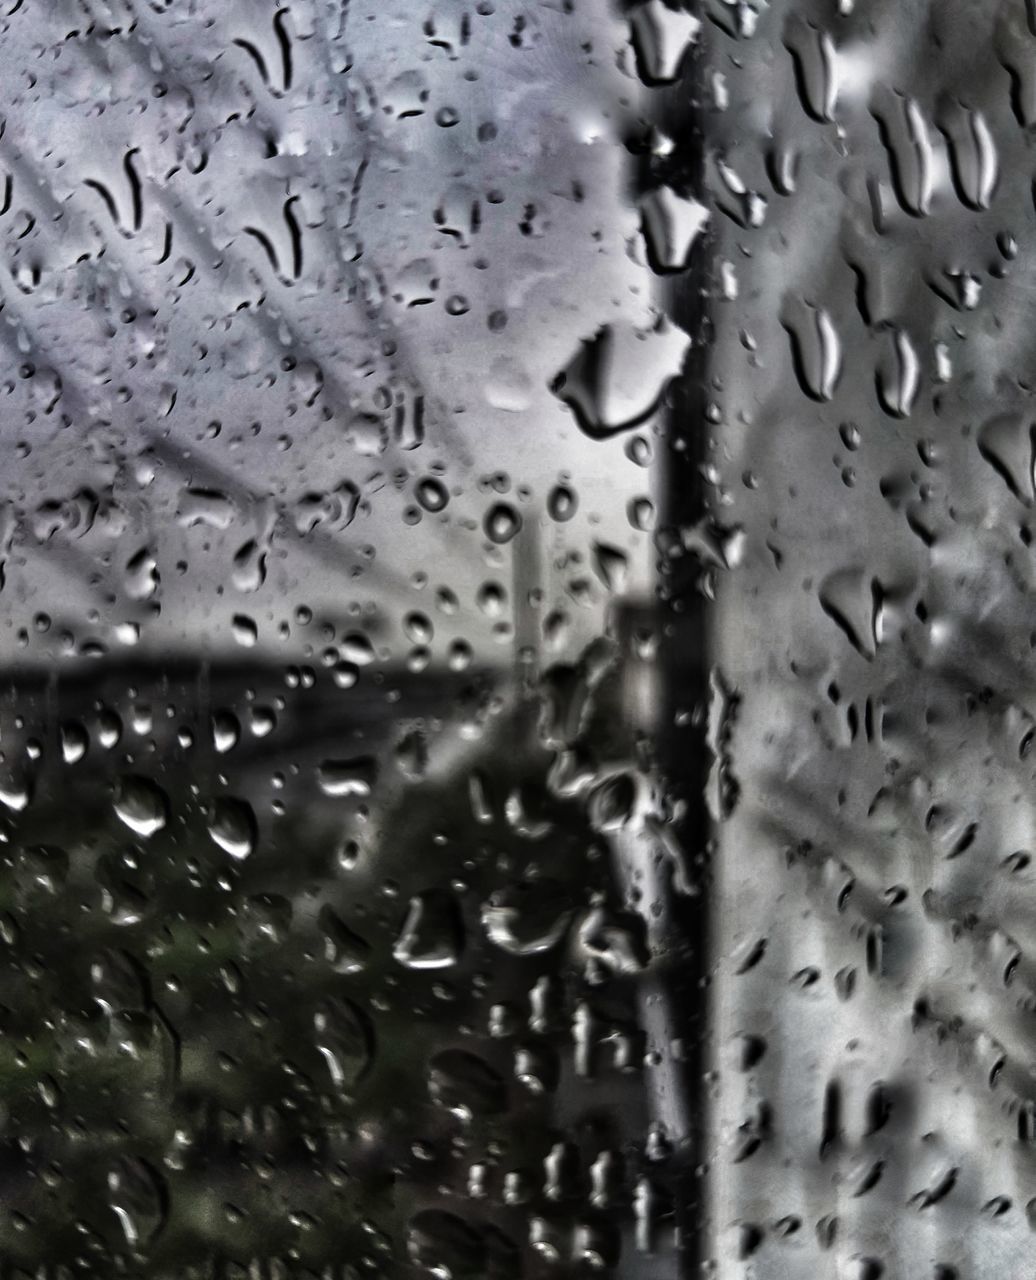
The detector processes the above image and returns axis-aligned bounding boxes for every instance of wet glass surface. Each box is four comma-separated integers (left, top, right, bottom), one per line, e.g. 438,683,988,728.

0,0,1031,1277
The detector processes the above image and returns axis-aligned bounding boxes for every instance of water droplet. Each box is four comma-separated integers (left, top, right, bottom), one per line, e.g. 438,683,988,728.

211,710,241,754
782,298,842,402
640,188,709,272
318,757,379,797
484,502,522,544
592,542,629,594
207,797,257,860
629,0,701,84
313,996,373,1089
481,881,573,955
428,1049,506,1116
61,721,89,764
108,1157,167,1248
232,614,258,647
552,321,690,438
393,890,465,969
318,905,370,974
114,776,169,838
547,484,578,522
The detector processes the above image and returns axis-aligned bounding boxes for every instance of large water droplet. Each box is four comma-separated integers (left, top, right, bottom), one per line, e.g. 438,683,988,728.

484,502,522,545
108,1157,167,1248
114,776,169,838
552,321,690,439
313,996,374,1090
318,757,379,797
207,797,257,860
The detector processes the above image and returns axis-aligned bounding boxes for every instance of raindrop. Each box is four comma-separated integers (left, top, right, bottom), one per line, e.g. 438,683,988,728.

484,502,522,545
318,757,379,797
393,890,465,969
547,484,578,522
207,797,257,860
114,776,169,838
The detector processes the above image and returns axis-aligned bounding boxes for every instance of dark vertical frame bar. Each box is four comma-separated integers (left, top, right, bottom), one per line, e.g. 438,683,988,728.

644,15,711,1277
